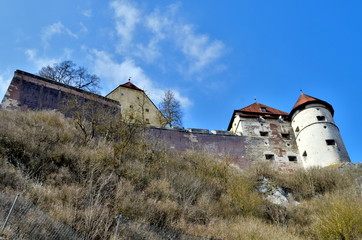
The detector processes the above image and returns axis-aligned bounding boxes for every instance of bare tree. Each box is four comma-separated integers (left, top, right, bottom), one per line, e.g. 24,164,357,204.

159,90,182,127
39,60,100,93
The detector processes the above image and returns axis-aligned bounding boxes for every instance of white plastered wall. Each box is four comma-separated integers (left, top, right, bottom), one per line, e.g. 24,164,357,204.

291,104,350,168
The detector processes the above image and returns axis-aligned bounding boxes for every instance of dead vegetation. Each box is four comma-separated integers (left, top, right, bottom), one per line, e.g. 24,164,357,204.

0,110,361,239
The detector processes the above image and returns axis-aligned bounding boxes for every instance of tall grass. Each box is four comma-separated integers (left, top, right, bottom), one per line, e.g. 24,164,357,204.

0,110,361,239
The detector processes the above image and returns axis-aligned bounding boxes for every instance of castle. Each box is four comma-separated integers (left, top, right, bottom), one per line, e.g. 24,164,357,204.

0,70,351,170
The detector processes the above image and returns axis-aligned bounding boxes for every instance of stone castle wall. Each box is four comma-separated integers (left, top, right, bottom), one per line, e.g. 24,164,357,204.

0,70,303,170
0,70,120,117
147,127,302,170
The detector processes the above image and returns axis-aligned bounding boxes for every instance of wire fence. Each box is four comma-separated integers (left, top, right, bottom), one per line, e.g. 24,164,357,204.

114,215,220,240
0,193,220,240
0,193,88,240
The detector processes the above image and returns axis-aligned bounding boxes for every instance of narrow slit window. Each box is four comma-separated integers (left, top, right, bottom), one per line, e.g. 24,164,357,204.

281,133,290,139
326,139,336,146
317,116,325,121
260,131,269,136
265,154,275,160
288,156,297,162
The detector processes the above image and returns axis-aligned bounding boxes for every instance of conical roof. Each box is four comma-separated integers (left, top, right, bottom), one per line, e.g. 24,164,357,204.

290,93,334,117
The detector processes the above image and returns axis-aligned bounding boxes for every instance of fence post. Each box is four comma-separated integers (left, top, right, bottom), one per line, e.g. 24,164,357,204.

114,214,122,238
2,194,19,232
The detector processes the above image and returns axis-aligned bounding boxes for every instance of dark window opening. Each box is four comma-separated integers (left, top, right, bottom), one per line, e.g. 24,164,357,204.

324,126,327,129
265,154,275,160
317,116,325,121
281,133,290,139
145,118,150,124
260,131,269,136
302,151,307,157
145,108,149,112
129,105,133,108
326,139,336,146
260,107,267,112
288,156,297,162
295,127,300,132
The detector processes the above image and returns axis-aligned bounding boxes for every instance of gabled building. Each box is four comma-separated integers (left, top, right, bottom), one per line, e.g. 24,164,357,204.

106,81,166,126
228,94,351,168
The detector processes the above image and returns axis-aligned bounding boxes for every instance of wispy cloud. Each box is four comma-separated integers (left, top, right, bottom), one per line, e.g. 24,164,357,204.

41,21,78,48
82,9,92,18
175,25,225,73
91,49,191,108
0,74,11,100
110,0,225,73
25,49,59,70
110,0,140,48
25,48,73,71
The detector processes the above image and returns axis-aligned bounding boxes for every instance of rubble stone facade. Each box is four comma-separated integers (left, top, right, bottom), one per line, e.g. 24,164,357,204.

0,70,351,170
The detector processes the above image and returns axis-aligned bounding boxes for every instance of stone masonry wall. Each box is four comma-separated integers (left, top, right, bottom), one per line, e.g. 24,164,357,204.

0,70,120,117
1,70,303,171
147,127,303,171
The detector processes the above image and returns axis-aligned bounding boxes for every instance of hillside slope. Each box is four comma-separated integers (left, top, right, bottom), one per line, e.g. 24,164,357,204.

0,110,362,240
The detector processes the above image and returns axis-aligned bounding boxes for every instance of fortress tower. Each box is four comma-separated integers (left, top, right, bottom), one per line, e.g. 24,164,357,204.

290,94,350,168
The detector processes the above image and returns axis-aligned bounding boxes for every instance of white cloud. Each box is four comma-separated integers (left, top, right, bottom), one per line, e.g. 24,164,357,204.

25,48,73,71
0,74,11,101
175,25,225,73
110,0,140,48
110,0,225,73
91,49,191,108
82,9,92,18
41,22,78,48
25,49,59,70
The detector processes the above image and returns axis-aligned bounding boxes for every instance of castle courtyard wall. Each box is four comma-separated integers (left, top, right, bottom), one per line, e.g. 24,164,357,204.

147,127,303,171
0,70,120,117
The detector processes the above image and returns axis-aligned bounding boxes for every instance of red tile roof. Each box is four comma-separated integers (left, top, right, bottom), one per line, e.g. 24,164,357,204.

237,102,288,117
120,81,144,91
227,102,288,130
290,93,334,117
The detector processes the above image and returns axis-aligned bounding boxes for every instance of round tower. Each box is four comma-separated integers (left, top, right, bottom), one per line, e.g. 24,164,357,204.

290,94,350,168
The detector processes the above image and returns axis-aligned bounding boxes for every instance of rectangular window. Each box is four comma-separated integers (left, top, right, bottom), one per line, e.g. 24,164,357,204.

129,105,133,108
260,131,269,136
145,108,149,112
317,116,325,121
288,156,297,162
265,154,275,160
145,118,150,124
260,107,267,112
326,139,336,146
281,133,290,139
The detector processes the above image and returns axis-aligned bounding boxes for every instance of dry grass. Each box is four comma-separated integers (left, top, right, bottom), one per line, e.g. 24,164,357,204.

0,110,362,239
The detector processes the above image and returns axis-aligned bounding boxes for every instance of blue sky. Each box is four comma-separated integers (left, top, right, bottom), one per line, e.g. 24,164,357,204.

1,1,361,163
